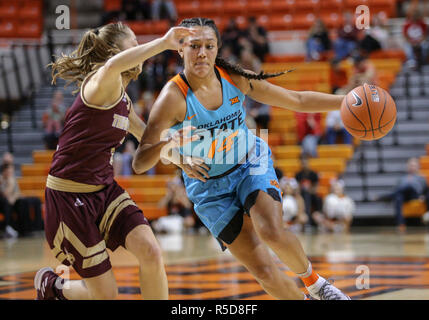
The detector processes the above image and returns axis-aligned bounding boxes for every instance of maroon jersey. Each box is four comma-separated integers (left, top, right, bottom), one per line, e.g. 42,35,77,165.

49,88,131,186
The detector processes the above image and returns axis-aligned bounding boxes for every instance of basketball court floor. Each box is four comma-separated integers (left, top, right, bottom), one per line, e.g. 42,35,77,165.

1,227,429,300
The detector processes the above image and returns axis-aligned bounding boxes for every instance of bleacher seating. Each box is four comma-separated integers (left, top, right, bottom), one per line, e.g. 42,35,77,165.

105,0,398,35
0,0,43,38
400,145,429,218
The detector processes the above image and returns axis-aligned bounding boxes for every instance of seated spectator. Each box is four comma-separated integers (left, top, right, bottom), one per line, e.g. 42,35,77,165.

325,110,352,145
113,137,138,177
0,190,17,238
364,13,389,50
245,96,271,130
222,18,243,58
2,151,14,166
342,53,377,92
295,154,323,227
280,177,308,233
153,171,195,234
151,0,177,23
334,12,359,61
329,58,348,94
0,164,43,236
296,112,322,158
243,16,269,62
402,9,428,70
313,179,354,233
42,90,65,150
120,0,151,21
220,44,239,65
375,157,429,233
306,18,332,61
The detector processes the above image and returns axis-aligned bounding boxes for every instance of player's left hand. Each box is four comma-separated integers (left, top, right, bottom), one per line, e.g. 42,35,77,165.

162,27,197,51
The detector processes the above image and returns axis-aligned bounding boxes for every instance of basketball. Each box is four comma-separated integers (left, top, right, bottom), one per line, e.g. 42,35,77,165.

340,84,397,141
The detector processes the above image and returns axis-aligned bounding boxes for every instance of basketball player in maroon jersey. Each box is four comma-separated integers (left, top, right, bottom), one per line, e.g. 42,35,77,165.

33,22,196,300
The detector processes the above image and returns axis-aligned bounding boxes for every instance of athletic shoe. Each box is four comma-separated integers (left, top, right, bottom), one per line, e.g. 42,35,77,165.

34,267,60,300
5,225,18,238
422,212,429,225
306,276,351,300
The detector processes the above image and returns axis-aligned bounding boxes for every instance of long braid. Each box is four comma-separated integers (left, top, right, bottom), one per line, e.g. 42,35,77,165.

178,17,293,81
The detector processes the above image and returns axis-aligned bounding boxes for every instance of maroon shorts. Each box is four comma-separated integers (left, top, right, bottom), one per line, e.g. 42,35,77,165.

44,180,149,278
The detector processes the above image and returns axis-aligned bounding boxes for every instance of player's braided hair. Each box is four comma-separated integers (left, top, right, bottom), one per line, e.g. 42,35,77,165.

50,22,140,93
178,17,291,82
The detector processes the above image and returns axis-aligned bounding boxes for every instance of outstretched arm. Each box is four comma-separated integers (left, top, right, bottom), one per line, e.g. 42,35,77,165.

248,79,345,113
84,27,196,107
230,72,345,113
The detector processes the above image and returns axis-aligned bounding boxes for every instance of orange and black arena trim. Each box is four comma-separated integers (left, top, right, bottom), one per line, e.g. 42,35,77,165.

1,256,429,300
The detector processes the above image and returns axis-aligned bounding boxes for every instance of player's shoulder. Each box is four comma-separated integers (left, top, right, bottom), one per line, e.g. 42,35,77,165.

229,71,253,95
150,80,187,121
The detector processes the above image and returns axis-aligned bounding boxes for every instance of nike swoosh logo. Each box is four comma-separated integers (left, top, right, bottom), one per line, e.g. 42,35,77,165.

187,114,196,120
351,90,363,107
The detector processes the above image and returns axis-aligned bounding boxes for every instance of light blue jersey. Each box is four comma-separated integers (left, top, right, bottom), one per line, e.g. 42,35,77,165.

170,66,258,177
169,67,282,248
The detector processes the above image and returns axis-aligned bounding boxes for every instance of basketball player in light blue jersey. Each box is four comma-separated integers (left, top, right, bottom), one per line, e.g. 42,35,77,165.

133,18,351,300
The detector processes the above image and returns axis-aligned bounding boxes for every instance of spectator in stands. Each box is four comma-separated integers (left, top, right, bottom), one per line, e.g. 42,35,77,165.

242,16,269,62
120,0,151,21
296,112,322,158
0,163,43,236
222,18,243,58
334,12,359,61
306,18,332,61
153,171,195,234
330,58,348,94
219,44,239,65
42,90,65,150
325,110,352,145
2,151,14,166
245,98,271,131
151,0,177,23
295,154,323,227
313,179,354,233
402,9,428,70
342,53,377,92
375,157,429,233
365,13,389,50
0,193,17,238
280,177,308,233
0,161,17,238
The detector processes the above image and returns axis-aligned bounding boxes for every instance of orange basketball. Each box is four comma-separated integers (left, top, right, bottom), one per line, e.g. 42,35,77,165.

340,84,397,141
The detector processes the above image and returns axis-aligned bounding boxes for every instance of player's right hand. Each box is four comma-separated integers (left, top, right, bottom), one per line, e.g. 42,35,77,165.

168,126,199,148
179,156,210,183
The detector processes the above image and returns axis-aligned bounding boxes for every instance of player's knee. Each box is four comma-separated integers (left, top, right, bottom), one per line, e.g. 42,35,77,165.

255,216,284,245
135,239,163,267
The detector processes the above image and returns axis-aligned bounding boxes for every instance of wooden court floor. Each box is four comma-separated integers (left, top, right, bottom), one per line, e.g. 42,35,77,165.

1,227,429,300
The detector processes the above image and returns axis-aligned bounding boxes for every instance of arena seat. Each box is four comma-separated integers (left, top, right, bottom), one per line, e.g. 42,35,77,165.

103,0,122,12
403,199,427,218
32,150,55,164
273,144,353,160
419,156,429,170
275,158,346,174
136,204,167,220
21,163,50,176
115,175,174,189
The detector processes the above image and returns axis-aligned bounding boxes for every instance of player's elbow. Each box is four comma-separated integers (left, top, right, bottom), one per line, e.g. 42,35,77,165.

132,152,146,175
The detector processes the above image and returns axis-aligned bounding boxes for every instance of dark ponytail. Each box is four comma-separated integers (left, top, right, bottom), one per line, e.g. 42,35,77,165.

178,17,293,81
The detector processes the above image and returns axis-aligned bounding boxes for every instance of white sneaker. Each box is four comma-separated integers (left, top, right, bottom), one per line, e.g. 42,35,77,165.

306,276,351,300
422,212,429,225
5,225,18,238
